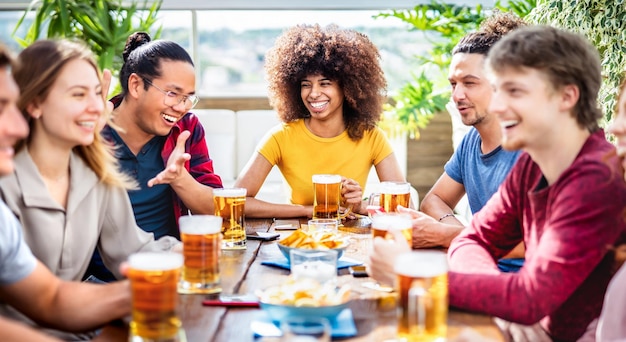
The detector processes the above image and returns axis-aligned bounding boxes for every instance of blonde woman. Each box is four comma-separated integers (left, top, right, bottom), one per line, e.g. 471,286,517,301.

0,39,178,337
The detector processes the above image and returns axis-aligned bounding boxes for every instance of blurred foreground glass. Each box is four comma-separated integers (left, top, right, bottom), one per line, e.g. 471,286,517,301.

280,316,331,342
370,213,412,245
213,188,247,249
307,218,339,233
178,215,222,294
290,249,338,286
394,251,448,342
312,174,341,221
128,252,184,342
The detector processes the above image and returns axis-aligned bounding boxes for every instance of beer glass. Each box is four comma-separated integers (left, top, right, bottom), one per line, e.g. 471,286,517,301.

178,215,222,294
312,174,341,221
128,252,183,342
213,188,247,250
394,251,448,342
290,249,338,286
368,181,411,213
307,218,339,233
370,213,413,245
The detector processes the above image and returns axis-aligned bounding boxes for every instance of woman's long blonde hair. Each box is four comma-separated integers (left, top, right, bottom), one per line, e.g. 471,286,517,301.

13,39,136,189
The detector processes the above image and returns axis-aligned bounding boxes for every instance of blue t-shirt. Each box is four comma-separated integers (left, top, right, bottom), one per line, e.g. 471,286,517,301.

445,128,521,214
0,201,37,285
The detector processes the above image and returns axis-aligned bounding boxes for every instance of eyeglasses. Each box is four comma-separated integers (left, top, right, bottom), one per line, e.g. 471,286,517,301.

143,78,199,110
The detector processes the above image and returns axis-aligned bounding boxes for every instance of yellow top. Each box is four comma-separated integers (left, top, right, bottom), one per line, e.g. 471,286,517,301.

258,119,394,205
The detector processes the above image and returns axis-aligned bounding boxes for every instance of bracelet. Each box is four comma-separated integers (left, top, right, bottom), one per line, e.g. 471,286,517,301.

438,213,455,221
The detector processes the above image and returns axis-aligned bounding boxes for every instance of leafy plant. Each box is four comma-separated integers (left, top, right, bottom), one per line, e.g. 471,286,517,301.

13,0,162,75
526,0,626,123
377,0,536,139
376,2,487,138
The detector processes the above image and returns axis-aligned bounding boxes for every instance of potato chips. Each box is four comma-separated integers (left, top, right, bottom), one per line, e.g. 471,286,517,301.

279,229,346,249
257,279,351,307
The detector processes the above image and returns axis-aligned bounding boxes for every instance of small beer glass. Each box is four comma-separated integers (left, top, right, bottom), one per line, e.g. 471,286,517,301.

128,252,184,342
213,188,247,250
368,181,412,213
178,215,222,294
312,174,342,221
394,251,448,342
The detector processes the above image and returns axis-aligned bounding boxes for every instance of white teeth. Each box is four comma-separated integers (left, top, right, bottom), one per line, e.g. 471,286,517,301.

500,120,519,129
162,114,178,123
78,121,95,128
311,101,328,108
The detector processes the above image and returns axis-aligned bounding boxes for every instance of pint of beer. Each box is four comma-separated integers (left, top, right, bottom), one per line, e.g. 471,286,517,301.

370,213,412,244
394,251,448,342
178,215,222,294
312,174,341,221
213,188,247,250
128,252,183,341
379,181,411,212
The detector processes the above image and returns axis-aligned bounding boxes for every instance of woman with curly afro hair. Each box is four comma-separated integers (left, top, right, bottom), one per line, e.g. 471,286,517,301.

235,24,405,218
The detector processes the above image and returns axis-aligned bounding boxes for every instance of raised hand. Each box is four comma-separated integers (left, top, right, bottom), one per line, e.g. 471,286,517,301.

147,130,191,187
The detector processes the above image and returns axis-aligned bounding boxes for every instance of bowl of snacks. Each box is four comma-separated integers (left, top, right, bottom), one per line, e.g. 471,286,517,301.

256,279,351,322
277,229,348,262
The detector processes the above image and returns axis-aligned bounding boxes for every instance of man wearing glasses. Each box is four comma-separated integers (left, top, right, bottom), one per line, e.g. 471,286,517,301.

87,33,222,281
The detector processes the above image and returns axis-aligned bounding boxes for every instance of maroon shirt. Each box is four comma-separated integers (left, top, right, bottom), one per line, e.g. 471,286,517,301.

448,130,626,341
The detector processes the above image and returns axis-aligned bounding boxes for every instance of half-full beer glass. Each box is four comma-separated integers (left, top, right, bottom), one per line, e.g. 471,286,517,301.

213,188,247,250
128,252,183,342
178,215,222,294
370,213,413,245
312,174,341,221
394,251,448,342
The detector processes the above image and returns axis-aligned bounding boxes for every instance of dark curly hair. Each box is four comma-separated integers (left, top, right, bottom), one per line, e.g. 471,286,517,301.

264,24,387,140
453,11,526,55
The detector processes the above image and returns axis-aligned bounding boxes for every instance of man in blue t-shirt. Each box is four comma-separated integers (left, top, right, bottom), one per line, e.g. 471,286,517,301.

403,13,526,269
0,44,131,341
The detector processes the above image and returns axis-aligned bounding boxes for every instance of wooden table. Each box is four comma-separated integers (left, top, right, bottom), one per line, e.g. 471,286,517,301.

178,218,505,342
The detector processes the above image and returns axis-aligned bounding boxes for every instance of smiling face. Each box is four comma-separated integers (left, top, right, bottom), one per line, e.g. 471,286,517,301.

300,74,344,122
608,83,626,180
488,66,564,152
133,60,196,136
0,67,28,175
448,53,492,127
29,59,103,150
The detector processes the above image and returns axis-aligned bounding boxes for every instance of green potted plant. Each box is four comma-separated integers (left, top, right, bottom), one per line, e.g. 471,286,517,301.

13,0,162,76
377,0,536,139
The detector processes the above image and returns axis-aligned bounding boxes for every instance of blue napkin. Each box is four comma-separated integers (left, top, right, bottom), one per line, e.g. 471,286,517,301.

251,308,357,338
261,257,362,270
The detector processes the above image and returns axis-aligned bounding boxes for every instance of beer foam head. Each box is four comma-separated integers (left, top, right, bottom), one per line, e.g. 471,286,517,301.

394,251,448,277
214,187,247,197
379,181,411,195
179,215,222,234
128,252,183,271
312,174,341,184
371,213,412,230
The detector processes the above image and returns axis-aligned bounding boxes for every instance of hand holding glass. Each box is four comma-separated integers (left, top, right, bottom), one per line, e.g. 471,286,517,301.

214,188,247,250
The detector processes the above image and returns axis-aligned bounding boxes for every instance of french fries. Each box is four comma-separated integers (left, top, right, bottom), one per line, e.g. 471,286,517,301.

279,229,346,249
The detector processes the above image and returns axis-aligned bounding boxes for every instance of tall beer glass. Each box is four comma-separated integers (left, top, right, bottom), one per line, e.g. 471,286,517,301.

379,181,411,212
370,213,413,245
213,188,247,250
394,251,448,342
178,215,222,294
312,174,341,221
128,252,183,341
